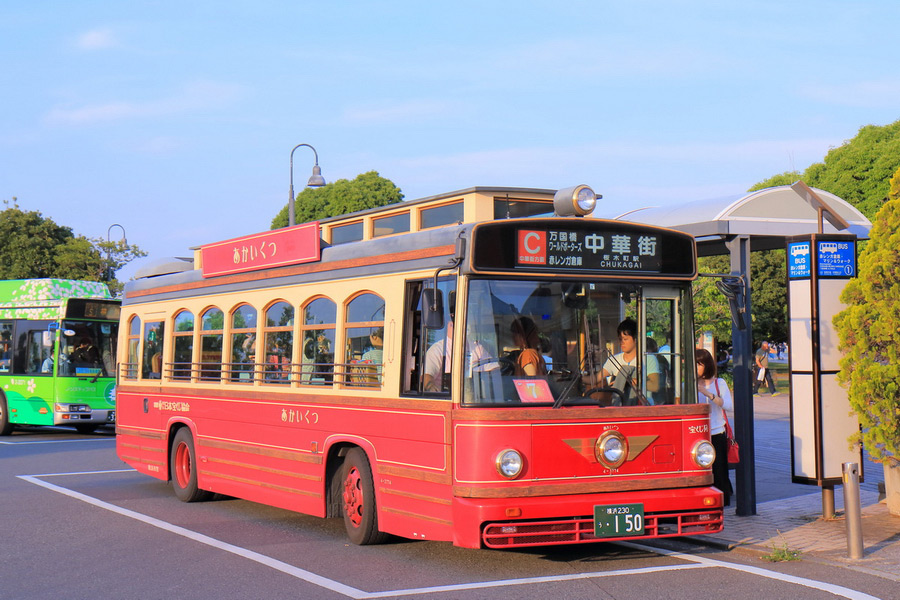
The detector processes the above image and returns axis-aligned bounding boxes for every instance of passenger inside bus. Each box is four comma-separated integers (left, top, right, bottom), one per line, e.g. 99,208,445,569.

424,307,498,393
509,316,547,377
599,319,658,406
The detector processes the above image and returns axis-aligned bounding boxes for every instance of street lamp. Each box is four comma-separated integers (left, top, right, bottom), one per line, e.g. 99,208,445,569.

106,224,127,282
289,143,326,227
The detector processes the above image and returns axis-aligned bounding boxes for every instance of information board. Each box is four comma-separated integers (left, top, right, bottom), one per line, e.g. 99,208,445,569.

787,242,811,279
817,240,856,277
471,219,696,277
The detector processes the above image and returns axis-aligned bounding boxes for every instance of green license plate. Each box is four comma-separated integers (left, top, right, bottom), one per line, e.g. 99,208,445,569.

594,503,644,537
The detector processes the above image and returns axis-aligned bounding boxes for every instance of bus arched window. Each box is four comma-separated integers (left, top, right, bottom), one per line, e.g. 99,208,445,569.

200,307,223,382
344,293,385,387
172,310,194,381
230,304,257,383
124,316,140,379
301,297,335,386
263,301,293,385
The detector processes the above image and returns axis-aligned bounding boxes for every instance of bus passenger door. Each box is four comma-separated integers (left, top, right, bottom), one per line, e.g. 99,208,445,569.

402,278,456,395
641,287,681,405
122,321,166,434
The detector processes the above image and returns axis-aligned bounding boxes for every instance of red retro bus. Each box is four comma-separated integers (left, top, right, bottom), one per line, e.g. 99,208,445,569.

116,185,723,548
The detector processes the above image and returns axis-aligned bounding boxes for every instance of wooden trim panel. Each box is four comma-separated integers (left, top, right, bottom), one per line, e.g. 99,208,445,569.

453,474,713,498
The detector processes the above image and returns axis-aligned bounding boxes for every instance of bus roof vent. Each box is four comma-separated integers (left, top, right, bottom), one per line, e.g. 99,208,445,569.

134,257,194,279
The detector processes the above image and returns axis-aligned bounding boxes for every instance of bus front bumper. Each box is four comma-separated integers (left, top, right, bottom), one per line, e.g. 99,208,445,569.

53,406,115,426
452,486,723,549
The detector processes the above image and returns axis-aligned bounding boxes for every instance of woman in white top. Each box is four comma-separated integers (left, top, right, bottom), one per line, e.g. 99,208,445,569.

696,347,734,506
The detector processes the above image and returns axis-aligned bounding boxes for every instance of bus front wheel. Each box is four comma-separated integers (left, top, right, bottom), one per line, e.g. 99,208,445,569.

170,428,212,502
341,448,388,545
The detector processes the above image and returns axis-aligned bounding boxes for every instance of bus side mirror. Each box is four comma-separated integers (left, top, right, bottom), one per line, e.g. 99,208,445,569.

716,278,746,331
422,289,444,330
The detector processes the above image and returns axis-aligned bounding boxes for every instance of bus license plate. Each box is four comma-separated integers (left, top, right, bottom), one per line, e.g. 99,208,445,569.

594,503,644,537
107,411,116,422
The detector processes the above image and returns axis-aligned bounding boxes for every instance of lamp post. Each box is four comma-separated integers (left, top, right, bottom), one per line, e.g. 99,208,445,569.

106,224,127,282
289,143,326,227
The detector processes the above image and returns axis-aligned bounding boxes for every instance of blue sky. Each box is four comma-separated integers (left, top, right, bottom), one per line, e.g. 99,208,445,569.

2,1,899,280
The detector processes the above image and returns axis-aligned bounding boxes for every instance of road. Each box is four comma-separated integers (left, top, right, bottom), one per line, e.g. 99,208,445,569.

0,418,892,600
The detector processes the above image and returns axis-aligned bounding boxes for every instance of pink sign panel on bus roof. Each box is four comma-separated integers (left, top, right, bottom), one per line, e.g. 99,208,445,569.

200,222,321,277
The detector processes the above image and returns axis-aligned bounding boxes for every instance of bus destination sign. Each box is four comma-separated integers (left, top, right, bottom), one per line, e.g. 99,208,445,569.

200,222,321,278
517,229,662,272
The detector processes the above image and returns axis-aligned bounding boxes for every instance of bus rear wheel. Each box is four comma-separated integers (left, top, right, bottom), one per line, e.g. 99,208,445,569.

0,396,12,436
341,448,388,545
170,428,212,502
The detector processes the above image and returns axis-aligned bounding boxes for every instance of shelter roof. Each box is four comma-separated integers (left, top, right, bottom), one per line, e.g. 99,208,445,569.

608,184,872,256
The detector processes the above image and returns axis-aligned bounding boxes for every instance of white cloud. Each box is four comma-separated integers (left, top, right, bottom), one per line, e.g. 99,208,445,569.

76,28,119,50
43,81,245,126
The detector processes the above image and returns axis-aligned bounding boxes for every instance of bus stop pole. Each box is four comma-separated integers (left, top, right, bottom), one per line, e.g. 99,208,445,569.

727,235,756,516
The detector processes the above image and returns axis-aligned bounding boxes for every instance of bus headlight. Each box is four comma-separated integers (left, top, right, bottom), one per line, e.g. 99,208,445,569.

594,431,628,469
553,185,598,216
495,449,524,479
55,403,91,413
692,440,716,469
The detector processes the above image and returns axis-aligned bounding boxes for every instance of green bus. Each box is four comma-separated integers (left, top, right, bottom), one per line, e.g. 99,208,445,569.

0,279,120,435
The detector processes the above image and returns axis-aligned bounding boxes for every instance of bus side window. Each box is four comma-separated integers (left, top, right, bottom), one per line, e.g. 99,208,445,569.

142,321,165,380
26,330,53,375
0,321,12,373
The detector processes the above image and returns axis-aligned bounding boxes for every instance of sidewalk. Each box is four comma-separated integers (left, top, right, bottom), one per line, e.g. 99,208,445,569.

691,395,900,582
696,489,900,582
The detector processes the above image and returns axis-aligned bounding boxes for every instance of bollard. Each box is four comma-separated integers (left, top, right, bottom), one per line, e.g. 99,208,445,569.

822,485,835,519
842,462,864,559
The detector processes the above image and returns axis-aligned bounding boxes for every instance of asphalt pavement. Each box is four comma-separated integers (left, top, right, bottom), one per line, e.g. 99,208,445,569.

691,393,900,583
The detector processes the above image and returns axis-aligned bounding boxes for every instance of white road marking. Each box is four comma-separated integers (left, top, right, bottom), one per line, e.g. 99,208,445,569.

619,541,881,600
1,437,113,445
18,470,880,600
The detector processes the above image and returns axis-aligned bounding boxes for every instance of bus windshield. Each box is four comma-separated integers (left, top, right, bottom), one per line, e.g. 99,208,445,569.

462,278,691,407
58,320,118,377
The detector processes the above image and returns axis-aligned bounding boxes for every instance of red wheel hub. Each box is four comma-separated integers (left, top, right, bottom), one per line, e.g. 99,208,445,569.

174,442,191,488
343,466,363,528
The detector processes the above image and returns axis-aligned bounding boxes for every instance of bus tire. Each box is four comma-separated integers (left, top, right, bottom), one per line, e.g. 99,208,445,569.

341,448,388,545
0,395,12,436
170,428,212,502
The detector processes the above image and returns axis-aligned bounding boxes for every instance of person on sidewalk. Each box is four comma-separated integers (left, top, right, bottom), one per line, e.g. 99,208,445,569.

753,341,778,396
696,348,734,506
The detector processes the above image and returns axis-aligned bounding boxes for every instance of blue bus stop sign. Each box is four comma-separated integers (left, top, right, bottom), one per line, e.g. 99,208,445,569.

817,240,856,277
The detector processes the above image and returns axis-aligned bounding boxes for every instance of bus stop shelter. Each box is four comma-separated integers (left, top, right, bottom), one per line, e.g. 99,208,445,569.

606,183,872,516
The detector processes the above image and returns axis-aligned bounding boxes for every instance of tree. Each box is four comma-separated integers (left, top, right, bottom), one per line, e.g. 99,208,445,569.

805,121,900,220
833,176,900,513
0,199,146,294
748,170,802,191
271,171,404,228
